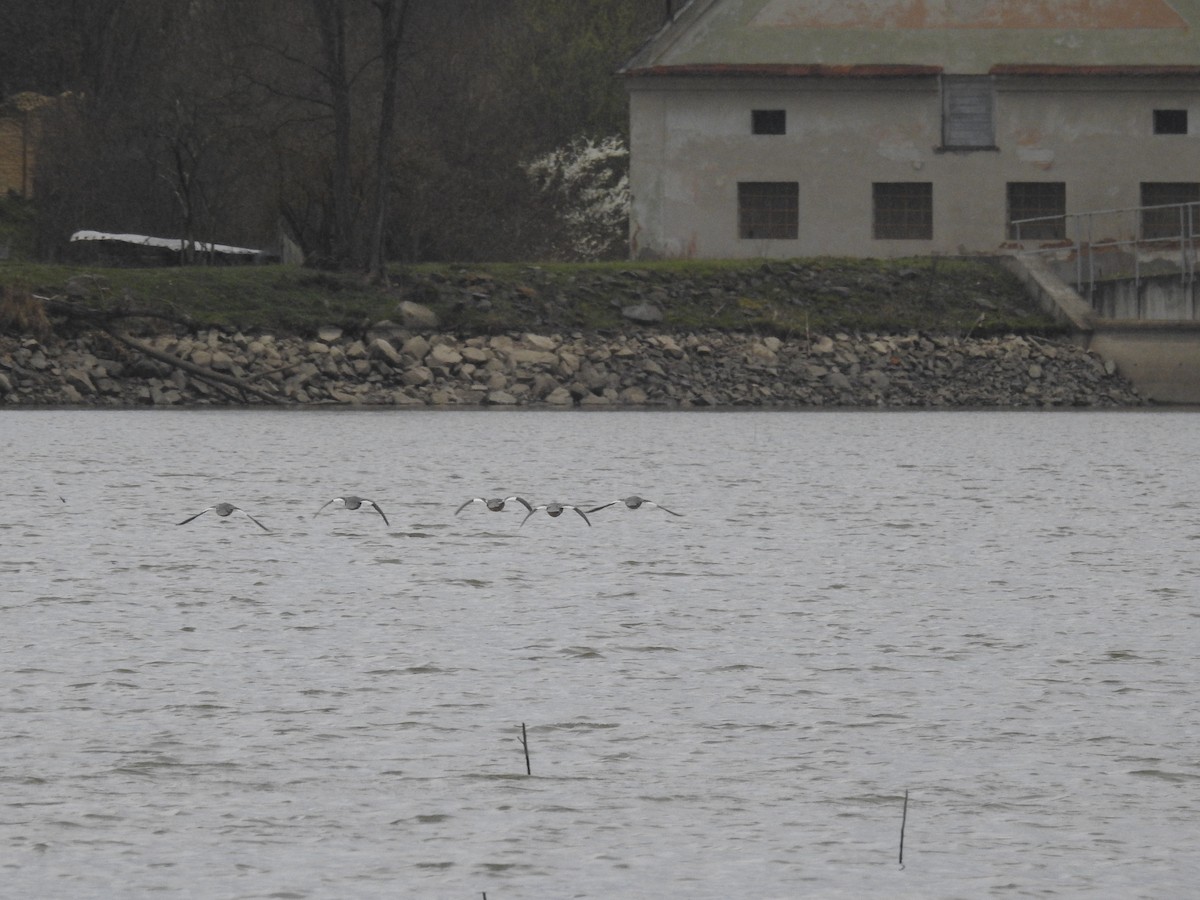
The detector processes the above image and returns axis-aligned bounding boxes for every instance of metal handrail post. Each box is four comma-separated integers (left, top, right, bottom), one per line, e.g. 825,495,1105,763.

1080,212,1089,290
1087,213,1095,302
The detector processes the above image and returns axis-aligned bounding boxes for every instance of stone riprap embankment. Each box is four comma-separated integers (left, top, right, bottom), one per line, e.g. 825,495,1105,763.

0,323,1142,408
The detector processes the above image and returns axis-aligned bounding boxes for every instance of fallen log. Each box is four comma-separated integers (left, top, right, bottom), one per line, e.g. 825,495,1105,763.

39,294,289,405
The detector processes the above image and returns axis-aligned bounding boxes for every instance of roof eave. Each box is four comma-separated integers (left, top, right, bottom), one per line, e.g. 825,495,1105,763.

991,64,1200,76
623,63,944,79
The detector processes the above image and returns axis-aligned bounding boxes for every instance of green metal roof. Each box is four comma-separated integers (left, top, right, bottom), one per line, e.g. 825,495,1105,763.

623,0,1200,77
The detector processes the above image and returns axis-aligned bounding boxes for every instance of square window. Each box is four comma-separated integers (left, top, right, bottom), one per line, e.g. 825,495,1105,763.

1140,182,1200,238
873,183,933,240
1153,109,1188,135
738,182,798,240
1007,182,1066,239
942,77,994,150
752,109,786,135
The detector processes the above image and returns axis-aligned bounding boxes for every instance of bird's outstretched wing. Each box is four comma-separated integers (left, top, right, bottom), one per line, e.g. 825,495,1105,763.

176,507,214,526
649,501,683,517
455,498,483,515
367,501,389,526
586,500,619,514
508,496,534,512
570,506,592,526
240,509,271,532
520,505,543,527
313,498,341,517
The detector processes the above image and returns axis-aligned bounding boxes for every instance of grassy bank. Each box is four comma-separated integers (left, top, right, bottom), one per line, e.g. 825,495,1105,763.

0,256,1060,339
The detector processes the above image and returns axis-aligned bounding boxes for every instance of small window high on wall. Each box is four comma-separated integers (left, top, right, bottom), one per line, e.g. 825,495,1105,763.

941,77,995,150
1153,109,1188,135
752,109,786,135
738,182,798,239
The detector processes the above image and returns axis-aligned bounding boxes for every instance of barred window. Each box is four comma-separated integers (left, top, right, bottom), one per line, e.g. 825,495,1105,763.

738,182,798,240
1140,182,1200,239
1007,182,1066,239
873,183,933,240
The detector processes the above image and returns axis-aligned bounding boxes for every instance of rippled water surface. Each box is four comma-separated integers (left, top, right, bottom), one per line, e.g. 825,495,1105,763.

3,408,1200,898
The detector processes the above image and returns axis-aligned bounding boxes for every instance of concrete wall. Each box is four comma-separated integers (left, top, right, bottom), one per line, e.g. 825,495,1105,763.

628,74,1200,259
1088,323,1200,403
1007,254,1200,403
1089,274,1200,320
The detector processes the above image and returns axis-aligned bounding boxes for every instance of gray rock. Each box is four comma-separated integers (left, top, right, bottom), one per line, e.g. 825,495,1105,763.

402,366,434,387
485,390,518,405
368,338,404,366
391,390,425,406
825,371,853,392
544,386,574,405
401,335,431,360
428,343,463,366
861,369,890,390
622,302,664,324
398,300,438,330
64,369,95,394
509,348,557,366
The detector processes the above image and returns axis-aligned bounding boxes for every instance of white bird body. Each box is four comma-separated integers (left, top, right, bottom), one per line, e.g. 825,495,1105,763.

315,495,389,526
177,502,270,531
587,495,683,516
521,502,591,527
455,496,533,515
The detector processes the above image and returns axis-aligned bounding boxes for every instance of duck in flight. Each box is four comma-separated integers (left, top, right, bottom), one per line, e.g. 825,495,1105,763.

455,496,533,515
177,502,270,531
314,495,390,526
587,495,683,516
521,502,591,527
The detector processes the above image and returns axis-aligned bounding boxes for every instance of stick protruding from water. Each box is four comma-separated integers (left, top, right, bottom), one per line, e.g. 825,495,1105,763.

899,789,909,869
520,723,531,775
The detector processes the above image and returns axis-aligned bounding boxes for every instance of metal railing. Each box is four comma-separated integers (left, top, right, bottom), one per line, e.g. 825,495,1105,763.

1012,202,1200,306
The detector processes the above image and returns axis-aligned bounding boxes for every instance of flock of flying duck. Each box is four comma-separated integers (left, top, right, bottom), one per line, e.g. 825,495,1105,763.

176,494,683,533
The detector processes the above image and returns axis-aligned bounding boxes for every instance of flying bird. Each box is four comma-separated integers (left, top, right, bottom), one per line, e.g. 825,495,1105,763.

177,502,270,531
314,495,390,526
521,502,591,527
587,495,683,516
455,496,534,515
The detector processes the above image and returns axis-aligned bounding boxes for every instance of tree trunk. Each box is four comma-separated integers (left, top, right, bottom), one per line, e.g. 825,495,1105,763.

313,0,356,269
366,0,411,283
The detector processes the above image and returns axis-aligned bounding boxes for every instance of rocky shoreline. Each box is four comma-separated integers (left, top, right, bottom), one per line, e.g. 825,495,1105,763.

0,320,1143,409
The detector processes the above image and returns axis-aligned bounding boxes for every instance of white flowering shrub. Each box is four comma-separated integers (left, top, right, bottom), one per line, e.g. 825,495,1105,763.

525,135,630,261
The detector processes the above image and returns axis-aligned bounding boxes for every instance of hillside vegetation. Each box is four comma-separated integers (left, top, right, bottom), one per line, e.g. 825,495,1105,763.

0,256,1058,340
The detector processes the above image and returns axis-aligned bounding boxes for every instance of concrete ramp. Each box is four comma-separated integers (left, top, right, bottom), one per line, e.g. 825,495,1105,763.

1004,255,1200,404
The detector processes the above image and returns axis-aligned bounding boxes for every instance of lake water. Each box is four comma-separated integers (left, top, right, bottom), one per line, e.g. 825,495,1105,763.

2,408,1199,899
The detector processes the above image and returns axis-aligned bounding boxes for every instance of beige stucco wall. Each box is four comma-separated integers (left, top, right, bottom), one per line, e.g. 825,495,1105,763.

0,116,33,197
628,75,1200,259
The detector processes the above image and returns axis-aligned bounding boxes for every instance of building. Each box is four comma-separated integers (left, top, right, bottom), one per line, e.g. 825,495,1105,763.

0,93,54,198
621,0,1200,259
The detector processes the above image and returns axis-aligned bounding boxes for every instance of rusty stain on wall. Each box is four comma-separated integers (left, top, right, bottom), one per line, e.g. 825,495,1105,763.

626,63,943,78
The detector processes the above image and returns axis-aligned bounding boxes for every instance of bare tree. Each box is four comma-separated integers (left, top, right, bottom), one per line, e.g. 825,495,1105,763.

366,0,413,281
